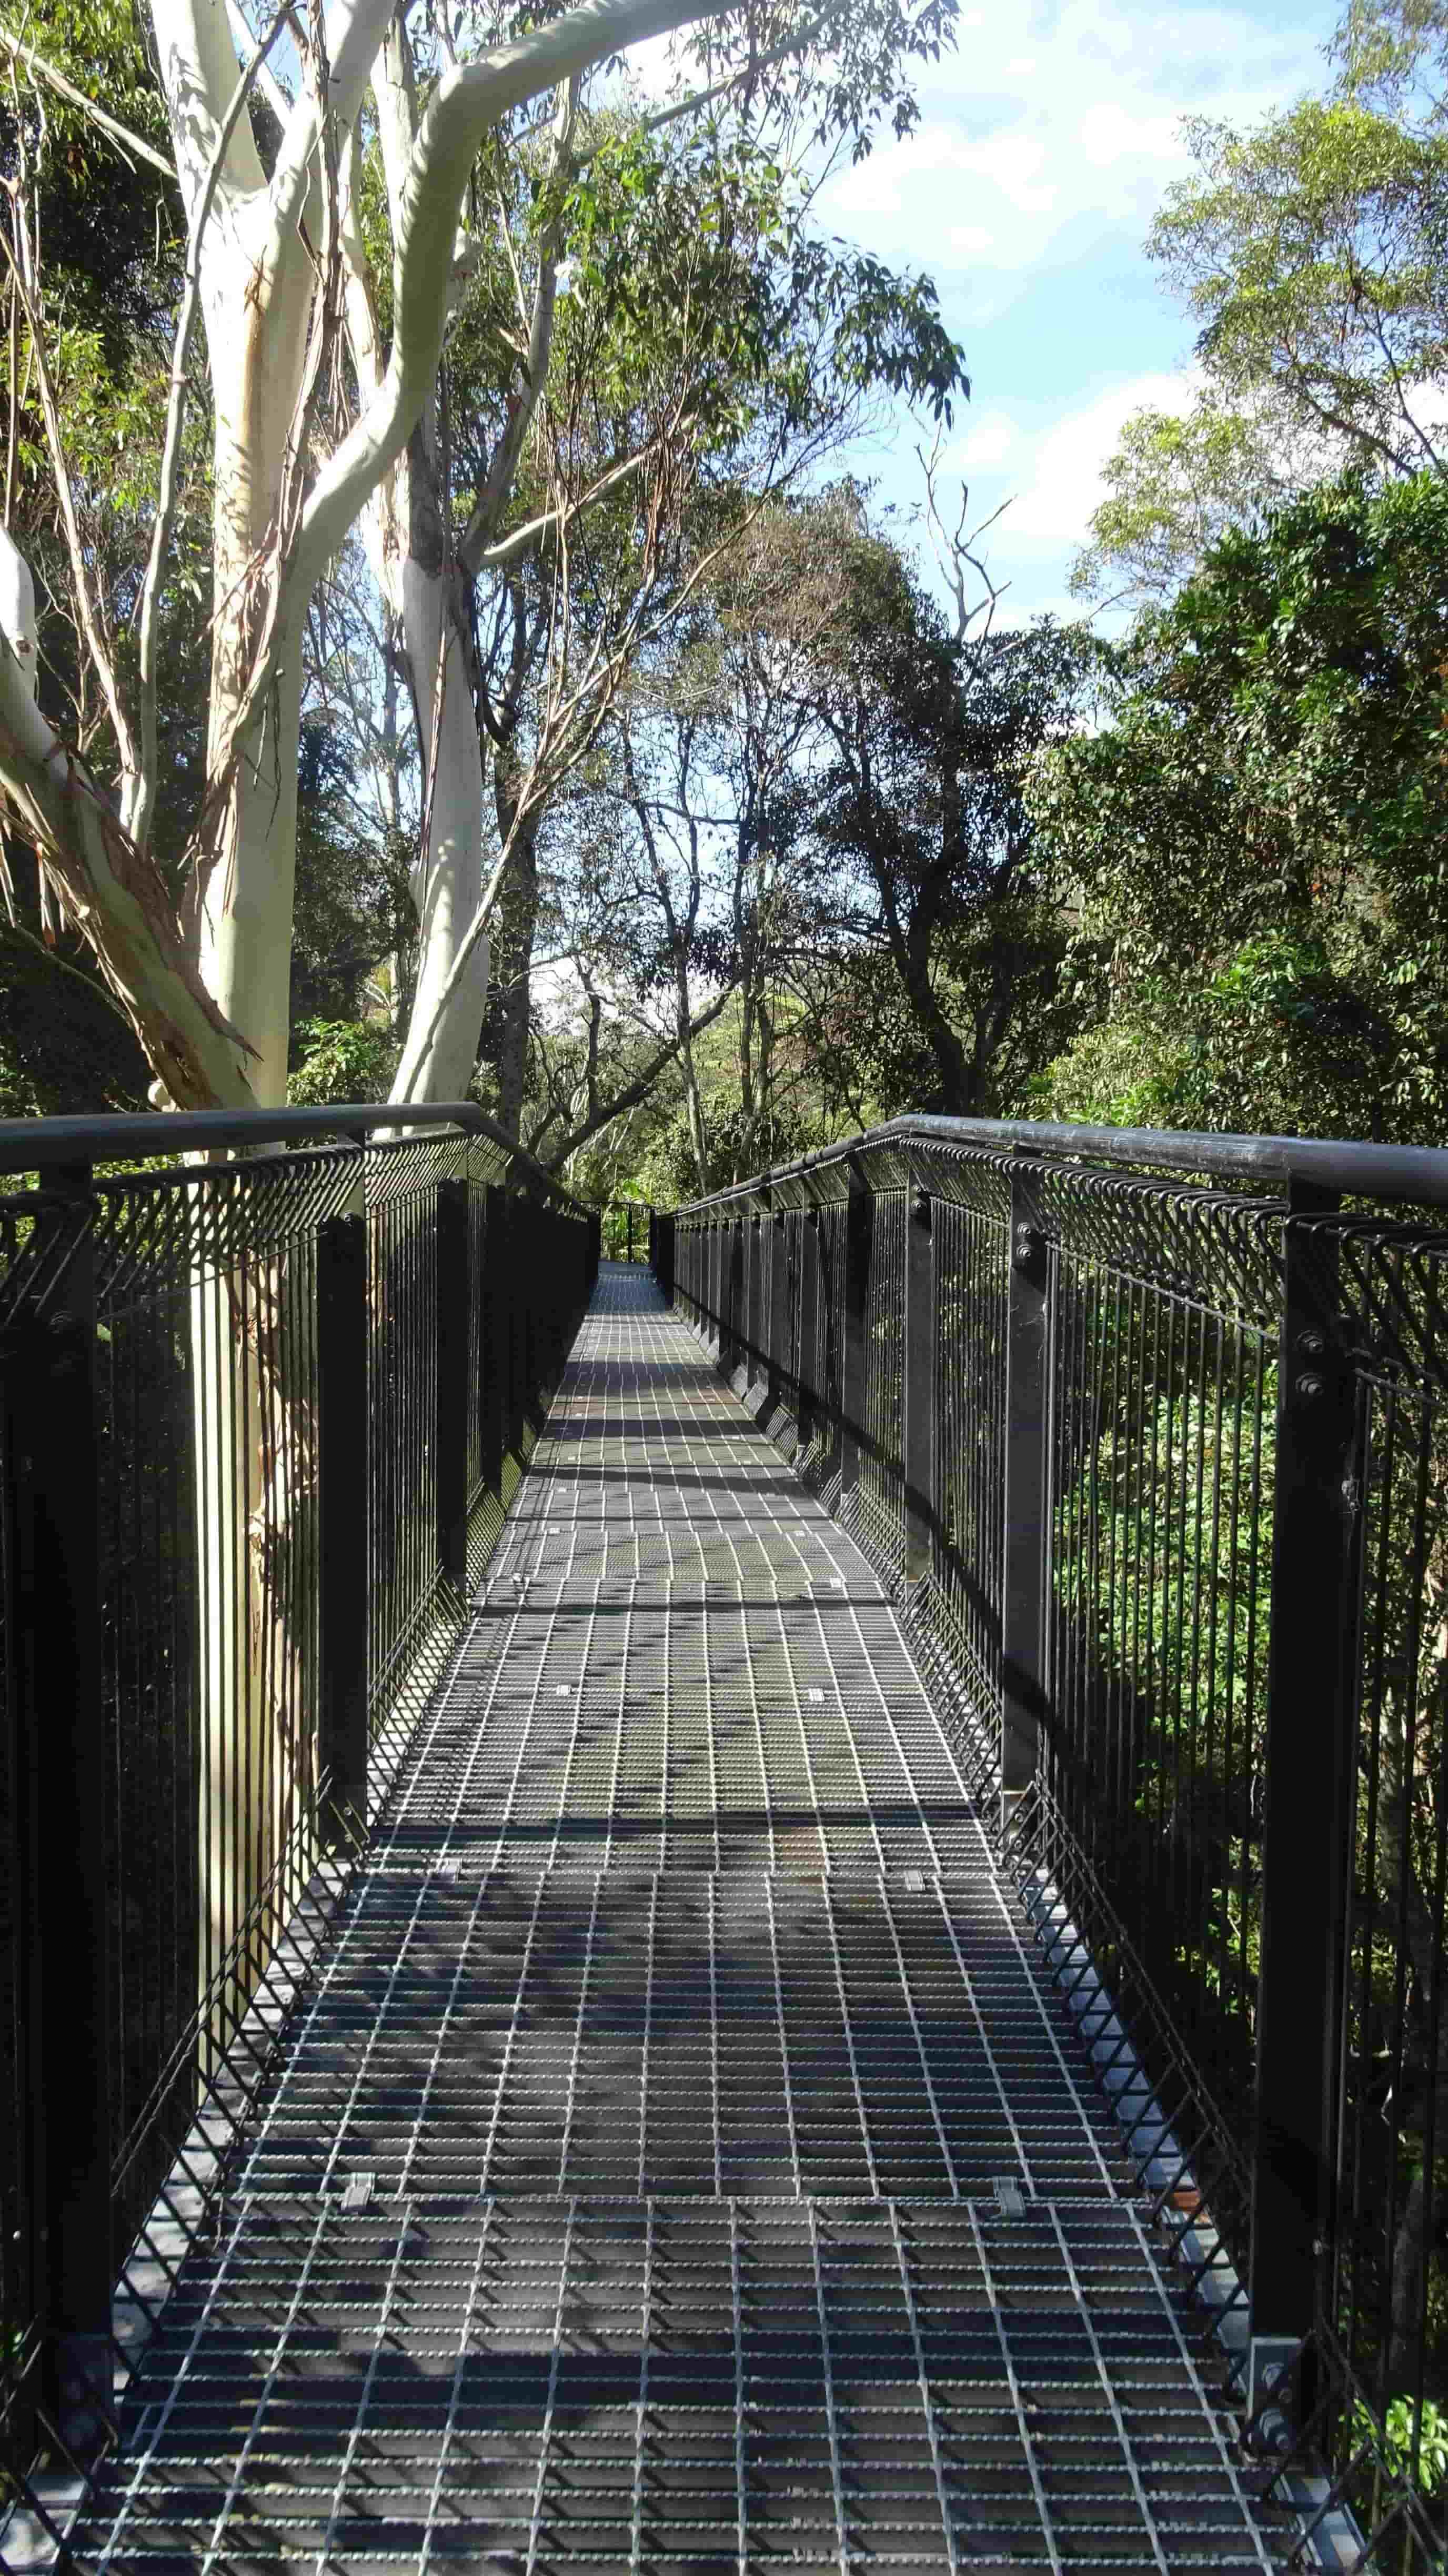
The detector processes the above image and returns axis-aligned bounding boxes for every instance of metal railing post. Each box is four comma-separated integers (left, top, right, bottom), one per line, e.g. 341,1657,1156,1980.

1,1162,113,2448
318,1209,370,1846
520,1199,542,1423
746,1213,762,1390
1248,1182,1359,2420
493,1191,521,1464
840,1165,872,1501
479,1185,506,1503
725,1218,743,1376
655,1212,675,1304
509,1198,529,1453
768,1210,787,1416
435,1177,471,1588
1002,1164,1048,1822
902,1181,936,1589
798,1208,820,1448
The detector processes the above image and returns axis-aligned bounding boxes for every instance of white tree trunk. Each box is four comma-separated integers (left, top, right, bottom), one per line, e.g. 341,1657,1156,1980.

389,568,492,1103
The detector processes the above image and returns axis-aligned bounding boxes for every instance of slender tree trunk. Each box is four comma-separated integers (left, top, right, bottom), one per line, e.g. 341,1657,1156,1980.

390,561,491,1101
495,819,539,1139
675,949,709,1191
183,198,317,1108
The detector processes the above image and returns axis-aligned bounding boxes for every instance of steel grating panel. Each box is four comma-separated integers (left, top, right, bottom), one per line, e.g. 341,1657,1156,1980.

74,2198,1281,2573
234,1873,1129,2203
65,1267,1298,2574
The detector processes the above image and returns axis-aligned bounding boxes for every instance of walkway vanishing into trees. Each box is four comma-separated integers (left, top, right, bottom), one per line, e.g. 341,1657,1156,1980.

65,1265,1289,2572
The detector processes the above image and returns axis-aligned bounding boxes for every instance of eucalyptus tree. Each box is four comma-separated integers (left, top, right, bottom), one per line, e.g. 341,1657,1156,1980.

0,0,965,1966
0,0,962,1115
1074,0,1448,605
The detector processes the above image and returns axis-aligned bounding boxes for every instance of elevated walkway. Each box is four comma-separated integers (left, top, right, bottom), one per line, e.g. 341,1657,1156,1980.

73,1267,1286,2570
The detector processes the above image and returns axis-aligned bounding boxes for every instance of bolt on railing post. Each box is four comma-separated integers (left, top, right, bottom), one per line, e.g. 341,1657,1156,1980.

902,1181,936,1589
1002,1165,1049,1827
435,1177,471,1591
1248,1181,1359,2422
839,1164,872,1503
1,1161,113,2449
798,1208,820,1450
317,1208,370,1850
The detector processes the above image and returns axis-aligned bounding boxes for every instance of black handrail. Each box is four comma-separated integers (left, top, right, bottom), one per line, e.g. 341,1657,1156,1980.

672,1109,1448,1214
0,1099,587,1210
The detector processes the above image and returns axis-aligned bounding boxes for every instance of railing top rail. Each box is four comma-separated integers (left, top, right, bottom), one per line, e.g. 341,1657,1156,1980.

672,1109,1448,1215
0,1100,588,1212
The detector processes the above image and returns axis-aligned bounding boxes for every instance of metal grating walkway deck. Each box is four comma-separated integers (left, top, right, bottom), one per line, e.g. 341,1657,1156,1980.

73,1266,1290,2572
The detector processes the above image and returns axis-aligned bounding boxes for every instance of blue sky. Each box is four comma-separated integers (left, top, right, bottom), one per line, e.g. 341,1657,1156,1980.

806,0,1339,627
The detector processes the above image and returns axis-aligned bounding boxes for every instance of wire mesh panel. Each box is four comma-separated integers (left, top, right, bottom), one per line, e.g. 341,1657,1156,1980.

1321,1214,1448,2548
859,1189,906,1550
755,1217,775,1400
1039,1178,1278,2173
466,1173,488,1508
0,1112,589,2509
933,1174,1010,1729
664,1118,1448,2569
366,1144,447,1728
0,1186,38,2470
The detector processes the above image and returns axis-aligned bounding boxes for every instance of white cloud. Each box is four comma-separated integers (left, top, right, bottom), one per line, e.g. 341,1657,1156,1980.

949,408,1020,469
817,0,1326,280
1077,102,1182,166
955,131,1057,215
916,371,1201,613
1005,371,1197,540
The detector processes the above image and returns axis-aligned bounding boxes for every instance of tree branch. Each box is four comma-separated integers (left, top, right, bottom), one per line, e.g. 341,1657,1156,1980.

129,2,295,853
0,25,177,179
0,611,256,1107
542,975,739,1167
295,0,722,592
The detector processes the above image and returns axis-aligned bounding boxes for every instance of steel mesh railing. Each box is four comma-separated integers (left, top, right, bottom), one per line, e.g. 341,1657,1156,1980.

666,1112,1448,2575
0,1104,594,2506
